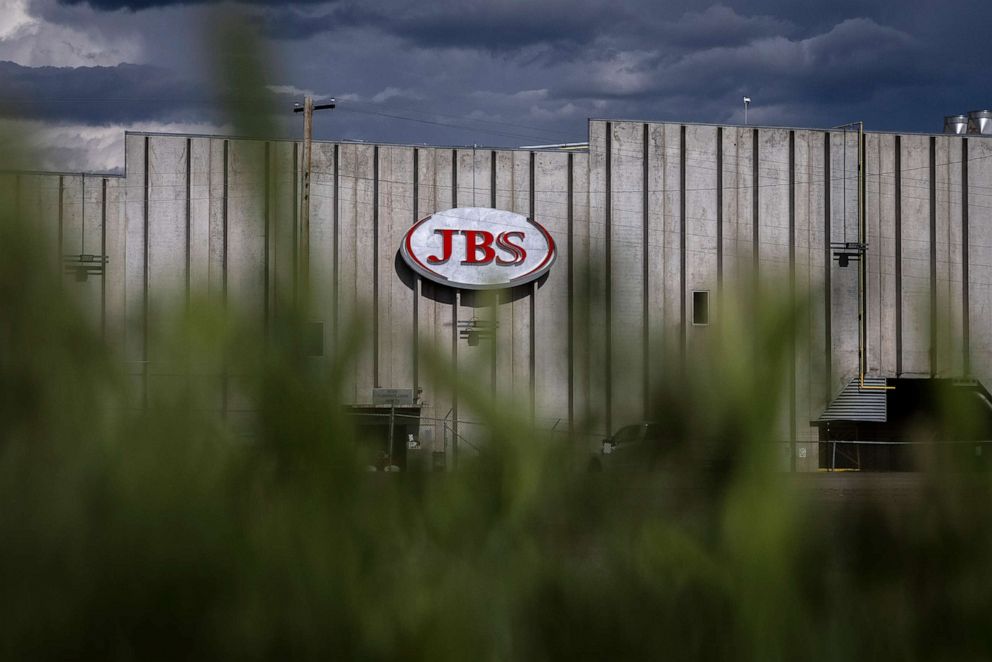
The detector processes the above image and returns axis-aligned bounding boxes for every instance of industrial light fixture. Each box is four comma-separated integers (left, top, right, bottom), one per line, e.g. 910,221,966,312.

743,96,751,124
831,241,866,268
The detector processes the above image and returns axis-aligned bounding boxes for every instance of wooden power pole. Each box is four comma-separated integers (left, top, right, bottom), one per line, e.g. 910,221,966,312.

294,95,335,300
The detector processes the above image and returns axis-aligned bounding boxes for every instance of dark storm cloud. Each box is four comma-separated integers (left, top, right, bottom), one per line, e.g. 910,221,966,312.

577,17,929,101
0,61,196,123
653,5,797,49
0,60,303,125
367,0,622,51
24,0,992,150
251,4,379,41
249,0,626,52
57,0,325,8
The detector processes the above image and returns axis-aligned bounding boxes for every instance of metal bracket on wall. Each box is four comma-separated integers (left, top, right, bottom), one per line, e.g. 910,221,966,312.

830,241,866,268
63,254,108,282
457,319,498,346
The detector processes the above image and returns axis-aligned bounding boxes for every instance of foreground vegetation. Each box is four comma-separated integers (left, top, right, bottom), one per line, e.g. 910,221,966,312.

3,16,992,660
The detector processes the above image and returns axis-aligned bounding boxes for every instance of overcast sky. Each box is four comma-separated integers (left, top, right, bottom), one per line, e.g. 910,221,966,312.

0,0,988,172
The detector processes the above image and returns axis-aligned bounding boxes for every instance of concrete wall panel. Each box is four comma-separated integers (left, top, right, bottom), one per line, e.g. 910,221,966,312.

308,141,335,359
377,145,416,390
534,150,570,429
968,138,992,385
188,138,212,300
804,131,829,414
899,135,933,375
416,148,458,451
645,124,667,405
104,179,126,346
661,124,683,374
587,121,608,436
226,140,267,340
757,128,791,437
609,121,645,427
569,151,592,439
684,124,719,381
868,133,899,376
828,131,860,392
146,137,188,326
936,136,961,376
123,136,147,396
792,131,815,436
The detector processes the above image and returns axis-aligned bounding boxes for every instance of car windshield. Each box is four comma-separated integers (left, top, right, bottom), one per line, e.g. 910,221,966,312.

612,425,642,444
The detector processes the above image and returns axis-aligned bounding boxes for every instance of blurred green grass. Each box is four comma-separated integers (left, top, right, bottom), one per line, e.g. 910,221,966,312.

2,14,992,661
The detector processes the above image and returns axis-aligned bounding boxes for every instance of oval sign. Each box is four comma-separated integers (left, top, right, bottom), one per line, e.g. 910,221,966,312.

400,207,556,290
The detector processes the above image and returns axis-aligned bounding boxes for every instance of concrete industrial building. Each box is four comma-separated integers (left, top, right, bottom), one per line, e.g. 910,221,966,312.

4,115,992,470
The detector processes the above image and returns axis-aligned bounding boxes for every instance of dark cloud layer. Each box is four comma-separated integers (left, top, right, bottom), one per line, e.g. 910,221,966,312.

0,60,305,129
14,0,992,164
59,0,325,8
0,61,197,123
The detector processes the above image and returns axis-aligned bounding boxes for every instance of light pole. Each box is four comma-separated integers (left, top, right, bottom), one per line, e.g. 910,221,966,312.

293,95,335,298
743,96,751,125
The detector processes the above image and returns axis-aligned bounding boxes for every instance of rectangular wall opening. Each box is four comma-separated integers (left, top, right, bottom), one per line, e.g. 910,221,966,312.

692,290,709,325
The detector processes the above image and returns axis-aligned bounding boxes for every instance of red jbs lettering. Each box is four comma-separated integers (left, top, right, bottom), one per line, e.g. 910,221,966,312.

426,229,526,266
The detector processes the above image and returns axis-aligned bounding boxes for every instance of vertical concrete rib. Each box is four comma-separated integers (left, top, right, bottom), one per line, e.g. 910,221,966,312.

186,138,192,308
373,145,380,387
605,122,612,436
824,133,832,398
292,142,299,304
490,151,497,208
567,152,574,435
143,136,150,410
222,140,229,304
101,177,107,340
679,125,686,369
58,175,64,272
752,129,759,284
221,139,229,417
962,139,970,376
789,131,797,469
490,151,497,394
861,137,867,375
413,148,420,392
332,144,339,348
529,150,536,421
642,124,650,418
263,141,270,330
894,136,902,375
451,153,458,463
929,137,937,377
451,149,458,207
717,127,723,287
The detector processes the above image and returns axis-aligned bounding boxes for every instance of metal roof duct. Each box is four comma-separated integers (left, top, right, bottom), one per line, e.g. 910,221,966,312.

944,114,968,134
968,110,992,135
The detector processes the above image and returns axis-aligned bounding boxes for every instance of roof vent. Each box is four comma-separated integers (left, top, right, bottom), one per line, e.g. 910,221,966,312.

944,114,968,134
968,110,992,135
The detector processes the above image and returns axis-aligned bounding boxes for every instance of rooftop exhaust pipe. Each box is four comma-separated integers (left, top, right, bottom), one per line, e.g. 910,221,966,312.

968,110,992,135
944,114,968,134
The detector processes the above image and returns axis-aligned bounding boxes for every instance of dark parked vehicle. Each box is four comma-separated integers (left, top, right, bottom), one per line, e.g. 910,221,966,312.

588,423,662,472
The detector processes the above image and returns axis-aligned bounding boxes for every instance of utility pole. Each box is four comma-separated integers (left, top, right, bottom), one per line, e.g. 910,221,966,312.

293,95,335,299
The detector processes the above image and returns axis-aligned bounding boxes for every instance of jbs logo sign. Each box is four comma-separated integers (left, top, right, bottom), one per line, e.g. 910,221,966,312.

401,207,556,290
